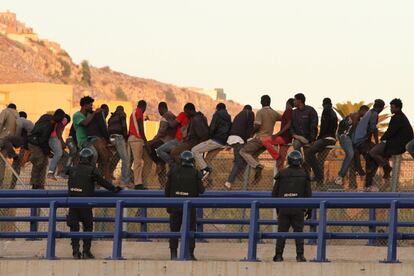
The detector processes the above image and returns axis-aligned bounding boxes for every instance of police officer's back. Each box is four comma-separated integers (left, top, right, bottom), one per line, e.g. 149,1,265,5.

66,148,121,259
165,151,205,260
271,150,312,262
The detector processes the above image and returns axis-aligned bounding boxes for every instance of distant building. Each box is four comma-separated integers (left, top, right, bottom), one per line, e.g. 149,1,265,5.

193,88,227,101
0,10,39,44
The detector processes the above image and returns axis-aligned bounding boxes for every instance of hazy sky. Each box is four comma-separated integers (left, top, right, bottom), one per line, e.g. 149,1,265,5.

1,0,414,117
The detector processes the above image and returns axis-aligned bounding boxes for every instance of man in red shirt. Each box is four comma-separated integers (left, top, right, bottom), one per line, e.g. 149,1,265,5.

261,98,294,172
128,100,148,190
155,103,191,164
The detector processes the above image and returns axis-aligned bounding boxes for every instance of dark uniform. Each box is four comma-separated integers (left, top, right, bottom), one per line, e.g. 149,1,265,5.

165,151,205,260
66,148,121,259
272,150,312,262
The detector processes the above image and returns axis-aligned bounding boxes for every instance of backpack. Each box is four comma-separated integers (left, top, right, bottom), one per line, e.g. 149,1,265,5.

337,115,352,136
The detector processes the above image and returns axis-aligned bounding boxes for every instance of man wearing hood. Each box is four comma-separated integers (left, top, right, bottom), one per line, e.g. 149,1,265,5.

192,103,232,180
304,98,338,184
108,105,132,186
170,103,210,164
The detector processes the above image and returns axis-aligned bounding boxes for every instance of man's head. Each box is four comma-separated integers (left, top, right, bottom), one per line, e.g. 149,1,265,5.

294,93,306,108
52,109,65,124
184,102,196,117
180,150,195,167
287,150,303,167
101,104,109,118
260,95,271,107
216,103,226,111
64,114,71,124
286,98,294,109
80,96,94,113
7,103,16,110
19,111,27,118
390,98,403,114
79,147,95,165
115,105,124,113
358,105,370,117
243,105,252,111
158,102,168,116
373,99,385,113
322,98,332,109
137,100,147,113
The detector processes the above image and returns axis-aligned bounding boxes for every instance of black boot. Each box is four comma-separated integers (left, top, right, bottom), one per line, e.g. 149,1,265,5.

72,248,81,260
82,251,95,259
273,254,283,262
296,254,307,262
170,248,178,260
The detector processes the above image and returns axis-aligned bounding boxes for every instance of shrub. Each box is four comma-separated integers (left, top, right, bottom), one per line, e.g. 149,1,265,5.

115,87,128,101
81,60,91,85
164,89,177,103
58,58,71,77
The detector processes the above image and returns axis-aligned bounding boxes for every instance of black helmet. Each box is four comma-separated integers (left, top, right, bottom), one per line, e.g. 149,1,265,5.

287,150,303,167
79,147,94,165
180,150,195,167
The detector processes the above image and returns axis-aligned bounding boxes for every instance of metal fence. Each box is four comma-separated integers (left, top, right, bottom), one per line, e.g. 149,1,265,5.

1,146,414,245
0,195,413,262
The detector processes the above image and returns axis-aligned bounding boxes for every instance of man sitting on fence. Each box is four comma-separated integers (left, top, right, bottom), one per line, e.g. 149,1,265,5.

368,99,413,184
66,147,121,259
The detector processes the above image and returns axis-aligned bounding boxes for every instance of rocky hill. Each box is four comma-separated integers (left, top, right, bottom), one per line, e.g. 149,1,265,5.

0,33,244,120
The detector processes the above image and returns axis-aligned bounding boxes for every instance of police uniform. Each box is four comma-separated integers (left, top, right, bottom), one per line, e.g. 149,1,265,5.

164,151,205,260
271,152,312,262
66,148,120,259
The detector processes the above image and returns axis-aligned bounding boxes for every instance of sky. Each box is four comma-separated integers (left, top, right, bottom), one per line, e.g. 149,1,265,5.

1,0,414,117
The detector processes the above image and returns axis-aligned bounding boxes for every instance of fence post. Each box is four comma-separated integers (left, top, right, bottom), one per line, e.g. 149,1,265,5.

368,208,377,246
46,201,58,260
112,200,124,260
246,201,260,262
138,207,149,241
29,207,39,238
239,167,251,236
314,201,329,262
307,208,318,245
391,155,402,192
383,200,400,263
196,208,206,242
178,200,191,261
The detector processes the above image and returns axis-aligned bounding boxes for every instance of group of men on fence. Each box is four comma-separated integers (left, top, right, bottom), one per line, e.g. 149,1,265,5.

2,93,414,191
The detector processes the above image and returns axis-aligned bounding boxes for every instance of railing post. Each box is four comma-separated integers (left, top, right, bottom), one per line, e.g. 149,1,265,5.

368,208,377,246
382,200,400,263
307,208,318,245
46,201,58,260
112,200,124,260
196,208,206,242
246,201,260,262
391,155,402,192
28,207,39,240
138,207,149,241
314,201,329,262
178,200,191,261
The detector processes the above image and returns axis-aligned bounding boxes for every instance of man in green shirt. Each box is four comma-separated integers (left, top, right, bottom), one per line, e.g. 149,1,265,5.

73,96,100,148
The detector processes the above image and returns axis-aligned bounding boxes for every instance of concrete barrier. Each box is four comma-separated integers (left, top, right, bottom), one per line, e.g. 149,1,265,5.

0,260,413,276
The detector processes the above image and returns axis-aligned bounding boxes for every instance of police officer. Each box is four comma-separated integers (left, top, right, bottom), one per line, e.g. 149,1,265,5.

165,151,205,260
272,150,312,262
66,147,122,259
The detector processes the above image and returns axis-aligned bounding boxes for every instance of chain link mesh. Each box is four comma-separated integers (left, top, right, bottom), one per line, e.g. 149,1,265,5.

1,145,414,246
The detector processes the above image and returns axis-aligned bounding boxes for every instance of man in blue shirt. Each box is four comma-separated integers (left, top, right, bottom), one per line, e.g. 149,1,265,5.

352,99,385,191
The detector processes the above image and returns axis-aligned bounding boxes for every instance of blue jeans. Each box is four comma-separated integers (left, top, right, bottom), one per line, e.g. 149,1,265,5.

407,139,414,159
155,139,180,164
338,135,354,177
110,134,132,184
48,137,63,173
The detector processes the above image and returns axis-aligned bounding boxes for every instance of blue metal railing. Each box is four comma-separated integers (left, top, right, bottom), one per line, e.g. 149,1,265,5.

0,195,414,262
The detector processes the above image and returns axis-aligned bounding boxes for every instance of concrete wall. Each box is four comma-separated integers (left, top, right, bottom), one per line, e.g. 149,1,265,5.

0,260,412,276
0,82,74,122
